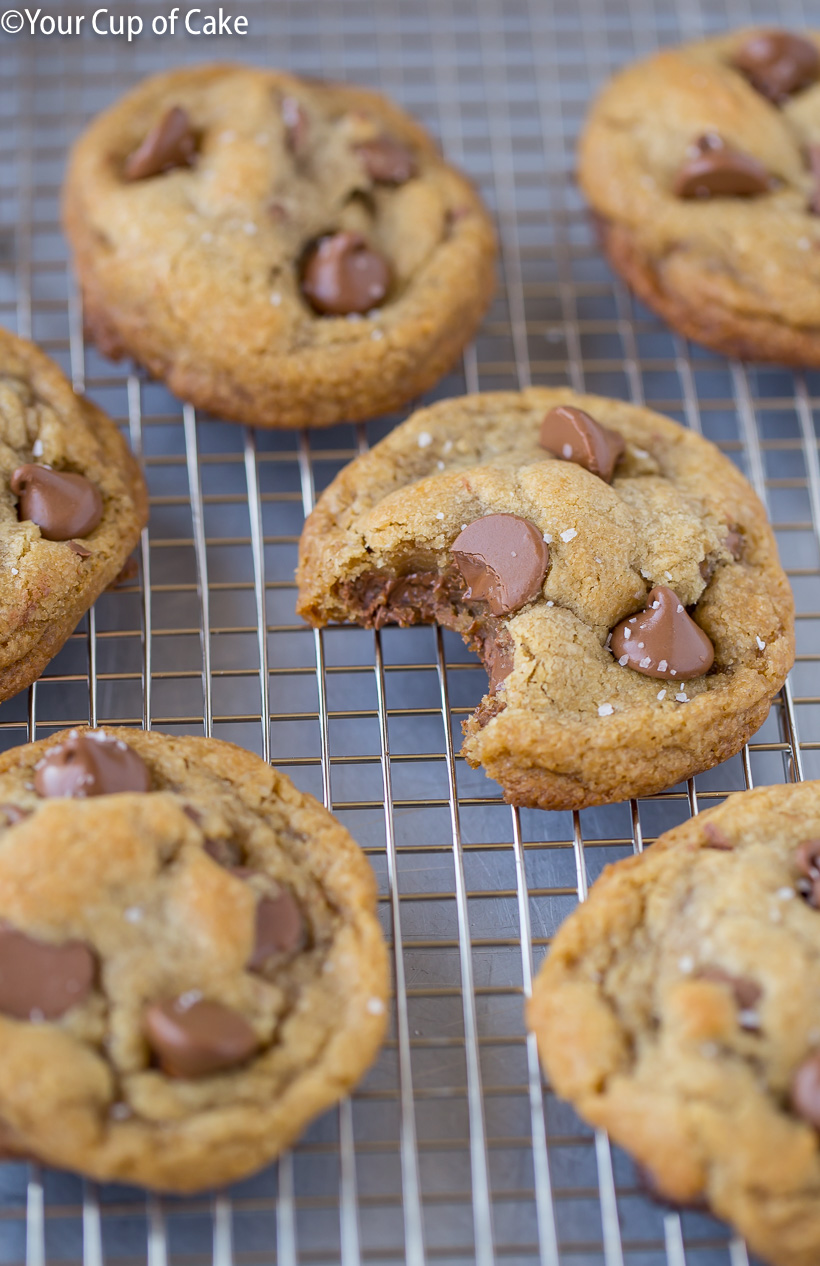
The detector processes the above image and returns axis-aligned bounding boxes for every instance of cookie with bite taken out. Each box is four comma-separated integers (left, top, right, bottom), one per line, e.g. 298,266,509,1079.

0,727,387,1191
296,389,794,809
62,64,496,428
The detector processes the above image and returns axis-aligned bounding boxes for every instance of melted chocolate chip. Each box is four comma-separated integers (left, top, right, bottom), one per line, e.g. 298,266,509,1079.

0,804,31,827
0,925,95,1020
301,232,391,316
355,136,417,184
610,586,715,680
702,821,734,851
791,1052,820,1128
696,966,762,1016
282,96,309,156
144,997,259,1078
248,888,305,969
124,106,197,181
674,134,771,200
34,731,151,799
733,30,819,103
11,465,103,542
539,405,625,483
203,837,244,868
452,515,550,617
485,637,515,693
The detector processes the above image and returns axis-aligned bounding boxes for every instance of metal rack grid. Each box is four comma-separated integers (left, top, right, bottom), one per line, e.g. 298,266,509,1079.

1,0,819,1261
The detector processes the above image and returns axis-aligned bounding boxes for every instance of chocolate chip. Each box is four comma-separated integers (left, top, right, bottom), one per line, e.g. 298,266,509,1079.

11,465,103,542
610,586,715,680
539,405,625,483
203,837,244,868
301,232,391,316
733,30,819,103
702,821,734,851
0,804,31,826
696,966,762,1016
248,888,305,969
0,925,95,1020
791,1052,820,1128
282,96,309,155
124,106,196,181
674,134,771,200
34,731,151,799
355,136,417,184
452,515,550,617
143,997,259,1078
67,540,92,558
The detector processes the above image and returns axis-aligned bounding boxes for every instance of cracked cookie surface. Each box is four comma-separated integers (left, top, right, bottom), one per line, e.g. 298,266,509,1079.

579,29,820,363
62,63,496,428
528,782,820,1266
0,728,387,1192
296,389,793,809
0,328,146,702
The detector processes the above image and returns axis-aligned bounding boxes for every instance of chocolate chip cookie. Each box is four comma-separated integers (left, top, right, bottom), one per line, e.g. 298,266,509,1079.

296,389,794,810
0,328,146,702
0,727,387,1191
62,64,496,429
528,781,820,1266
579,29,820,364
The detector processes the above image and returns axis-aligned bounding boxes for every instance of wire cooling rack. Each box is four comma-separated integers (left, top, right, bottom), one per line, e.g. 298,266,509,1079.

3,0,820,1261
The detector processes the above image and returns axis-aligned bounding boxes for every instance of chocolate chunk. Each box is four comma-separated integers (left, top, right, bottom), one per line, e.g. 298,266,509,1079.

355,136,417,184
248,888,305,969
203,836,244,868
144,997,259,1078
610,586,715,680
452,515,550,617
485,638,515,693
696,967,762,1017
282,96,309,155
733,30,819,103
0,804,30,826
702,821,733,851
791,1052,820,1128
301,232,391,316
68,541,92,558
795,839,820,907
124,106,196,181
11,465,103,541
0,925,95,1020
34,731,151,799
539,405,625,483
674,134,771,200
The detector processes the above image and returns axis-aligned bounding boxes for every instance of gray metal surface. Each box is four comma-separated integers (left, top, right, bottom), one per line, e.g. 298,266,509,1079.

0,0,816,1261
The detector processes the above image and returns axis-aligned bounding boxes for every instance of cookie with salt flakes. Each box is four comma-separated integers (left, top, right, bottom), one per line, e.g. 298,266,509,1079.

297,389,793,809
